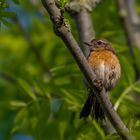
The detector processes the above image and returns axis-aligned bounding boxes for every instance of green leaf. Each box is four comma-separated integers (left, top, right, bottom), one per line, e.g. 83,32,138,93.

59,121,67,140
114,85,133,110
9,100,27,108
17,78,37,101
0,12,16,18
33,78,52,100
135,121,140,129
106,133,120,140
1,18,12,27
14,108,28,125
124,97,140,113
0,100,27,110
11,108,28,133
100,31,116,38
61,89,80,109
50,64,80,79
119,56,135,84
133,84,140,93
60,0,67,7
12,0,20,5
0,1,8,8
92,121,105,139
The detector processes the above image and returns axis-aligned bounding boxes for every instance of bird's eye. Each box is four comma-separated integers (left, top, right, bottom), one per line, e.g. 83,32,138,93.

97,40,103,45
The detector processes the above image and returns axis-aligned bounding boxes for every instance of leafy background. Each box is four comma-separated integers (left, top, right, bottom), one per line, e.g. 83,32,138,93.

0,0,140,140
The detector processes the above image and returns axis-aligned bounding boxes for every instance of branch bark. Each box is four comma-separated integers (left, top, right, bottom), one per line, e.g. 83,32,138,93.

116,0,140,78
65,1,116,135
116,0,140,50
67,8,95,56
41,0,135,139
65,0,100,56
125,0,140,50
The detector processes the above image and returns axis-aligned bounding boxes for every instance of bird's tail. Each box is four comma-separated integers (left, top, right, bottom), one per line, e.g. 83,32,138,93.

80,88,105,121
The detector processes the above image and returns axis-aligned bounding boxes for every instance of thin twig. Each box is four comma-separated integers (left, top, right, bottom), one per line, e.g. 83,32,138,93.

41,0,135,139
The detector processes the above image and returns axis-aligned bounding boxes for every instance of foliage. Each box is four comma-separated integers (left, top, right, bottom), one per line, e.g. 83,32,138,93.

0,0,140,140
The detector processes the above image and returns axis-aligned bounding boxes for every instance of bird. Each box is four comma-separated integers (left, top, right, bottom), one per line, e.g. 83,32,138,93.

80,39,121,120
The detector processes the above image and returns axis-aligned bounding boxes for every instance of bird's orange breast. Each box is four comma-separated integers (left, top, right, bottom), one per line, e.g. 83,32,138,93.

87,49,121,90
88,50,119,68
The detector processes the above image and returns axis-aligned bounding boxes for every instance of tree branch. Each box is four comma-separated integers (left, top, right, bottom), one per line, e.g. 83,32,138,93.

41,0,135,139
65,0,101,56
65,0,115,135
125,0,140,50
66,8,95,56
116,0,140,50
116,0,140,78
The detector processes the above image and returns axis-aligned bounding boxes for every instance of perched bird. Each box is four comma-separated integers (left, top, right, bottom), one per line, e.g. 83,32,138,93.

80,39,121,120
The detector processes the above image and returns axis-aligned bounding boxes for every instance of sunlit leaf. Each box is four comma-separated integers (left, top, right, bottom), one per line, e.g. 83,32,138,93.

0,100,27,110
59,121,67,140
14,108,28,125
114,85,133,110
133,84,140,93
17,78,37,101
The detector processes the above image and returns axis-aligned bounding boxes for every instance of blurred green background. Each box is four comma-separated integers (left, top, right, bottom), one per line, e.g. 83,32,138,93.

0,0,140,139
